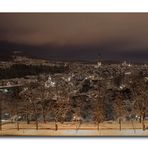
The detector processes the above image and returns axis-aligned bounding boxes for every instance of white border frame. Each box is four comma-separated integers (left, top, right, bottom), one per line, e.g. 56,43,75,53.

0,0,148,12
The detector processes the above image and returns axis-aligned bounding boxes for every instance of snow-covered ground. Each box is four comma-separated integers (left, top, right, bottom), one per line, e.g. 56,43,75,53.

0,121,148,136
1,129,148,136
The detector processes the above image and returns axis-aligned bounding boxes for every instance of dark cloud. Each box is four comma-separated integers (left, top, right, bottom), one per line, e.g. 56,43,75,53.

0,13,148,62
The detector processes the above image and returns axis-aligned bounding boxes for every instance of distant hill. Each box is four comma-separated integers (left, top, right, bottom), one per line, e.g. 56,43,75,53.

0,40,148,64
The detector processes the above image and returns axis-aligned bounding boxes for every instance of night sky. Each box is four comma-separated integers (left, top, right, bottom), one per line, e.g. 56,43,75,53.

0,13,148,62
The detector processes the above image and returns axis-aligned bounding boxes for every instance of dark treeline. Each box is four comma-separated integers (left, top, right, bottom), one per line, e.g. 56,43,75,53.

0,64,68,80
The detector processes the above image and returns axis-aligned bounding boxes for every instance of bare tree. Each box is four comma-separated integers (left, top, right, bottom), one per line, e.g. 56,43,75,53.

112,92,126,131
0,92,5,131
12,87,22,131
134,95,148,130
93,97,105,130
19,82,40,130
130,74,148,130
37,84,49,124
